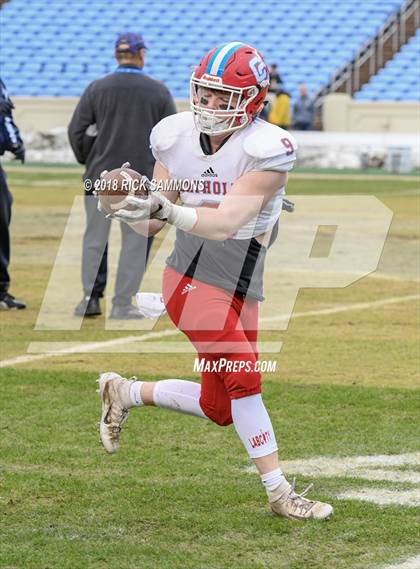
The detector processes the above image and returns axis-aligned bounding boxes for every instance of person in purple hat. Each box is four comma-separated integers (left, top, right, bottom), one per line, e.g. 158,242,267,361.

68,33,176,319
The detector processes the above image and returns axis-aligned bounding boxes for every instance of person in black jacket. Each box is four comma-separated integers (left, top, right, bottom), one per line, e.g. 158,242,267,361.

68,33,176,319
0,78,26,310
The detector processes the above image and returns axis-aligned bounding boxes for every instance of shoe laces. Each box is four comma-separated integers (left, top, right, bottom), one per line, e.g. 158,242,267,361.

287,478,315,515
105,407,129,440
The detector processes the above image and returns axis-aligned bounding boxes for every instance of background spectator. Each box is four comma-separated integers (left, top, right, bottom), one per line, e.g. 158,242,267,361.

259,63,284,121
268,87,291,129
293,83,315,130
0,78,26,310
68,33,176,319
268,63,283,93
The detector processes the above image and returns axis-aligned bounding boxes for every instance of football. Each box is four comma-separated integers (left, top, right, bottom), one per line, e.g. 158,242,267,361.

96,166,148,215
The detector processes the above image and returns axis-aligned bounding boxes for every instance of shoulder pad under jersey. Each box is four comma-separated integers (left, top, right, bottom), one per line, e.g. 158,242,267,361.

150,111,194,153
243,120,298,161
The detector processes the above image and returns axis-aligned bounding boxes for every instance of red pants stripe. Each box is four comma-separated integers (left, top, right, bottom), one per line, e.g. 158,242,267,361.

162,267,261,426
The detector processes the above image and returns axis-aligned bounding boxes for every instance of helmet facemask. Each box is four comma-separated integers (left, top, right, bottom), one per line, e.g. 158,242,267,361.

190,75,259,136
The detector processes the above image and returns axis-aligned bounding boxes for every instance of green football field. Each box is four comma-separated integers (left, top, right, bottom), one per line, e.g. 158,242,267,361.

0,165,419,569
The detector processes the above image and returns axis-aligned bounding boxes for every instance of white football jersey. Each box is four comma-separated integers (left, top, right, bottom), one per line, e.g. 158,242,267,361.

150,111,297,239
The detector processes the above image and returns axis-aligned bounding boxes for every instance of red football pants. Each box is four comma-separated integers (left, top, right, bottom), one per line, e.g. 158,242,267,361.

162,266,261,426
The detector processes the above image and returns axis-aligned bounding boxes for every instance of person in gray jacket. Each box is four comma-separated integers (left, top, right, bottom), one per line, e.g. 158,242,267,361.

292,84,314,131
68,33,176,319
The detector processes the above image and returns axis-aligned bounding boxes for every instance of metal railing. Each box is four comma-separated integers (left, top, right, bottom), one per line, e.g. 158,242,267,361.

314,0,419,113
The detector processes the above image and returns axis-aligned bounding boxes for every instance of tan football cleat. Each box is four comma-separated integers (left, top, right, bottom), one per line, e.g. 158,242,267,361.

97,372,133,453
268,478,333,521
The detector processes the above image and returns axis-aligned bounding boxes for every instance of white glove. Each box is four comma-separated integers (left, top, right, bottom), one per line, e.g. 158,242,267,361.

113,190,198,232
112,191,174,224
95,164,198,231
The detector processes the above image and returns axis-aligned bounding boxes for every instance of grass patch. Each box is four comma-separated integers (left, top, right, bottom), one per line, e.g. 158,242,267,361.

0,169,419,568
0,369,419,569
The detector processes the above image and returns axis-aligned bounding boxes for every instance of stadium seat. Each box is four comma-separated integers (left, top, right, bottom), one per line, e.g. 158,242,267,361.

0,0,409,101
355,29,420,101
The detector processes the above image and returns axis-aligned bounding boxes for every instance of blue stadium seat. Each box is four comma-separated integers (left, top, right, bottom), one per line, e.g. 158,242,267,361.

1,61,22,73
0,0,409,100
355,28,420,101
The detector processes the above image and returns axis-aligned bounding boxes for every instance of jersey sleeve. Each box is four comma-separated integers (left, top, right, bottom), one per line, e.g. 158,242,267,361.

149,116,172,169
243,124,298,172
150,111,191,172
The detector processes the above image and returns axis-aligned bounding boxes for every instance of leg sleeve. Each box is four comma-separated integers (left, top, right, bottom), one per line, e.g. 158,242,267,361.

153,379,207,419
231,394,278,459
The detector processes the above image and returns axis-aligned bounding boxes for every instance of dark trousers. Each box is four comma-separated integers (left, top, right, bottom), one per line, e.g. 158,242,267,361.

0,165,12,294
83,195,153,306
293,122,312,131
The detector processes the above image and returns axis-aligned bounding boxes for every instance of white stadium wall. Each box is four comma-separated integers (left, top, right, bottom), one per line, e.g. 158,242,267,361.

293,131,420,171
323,94,420,133
8,96,420,170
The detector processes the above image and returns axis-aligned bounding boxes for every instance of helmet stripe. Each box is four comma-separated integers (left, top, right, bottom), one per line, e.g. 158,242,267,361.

206,42,243,77
206,43,231,75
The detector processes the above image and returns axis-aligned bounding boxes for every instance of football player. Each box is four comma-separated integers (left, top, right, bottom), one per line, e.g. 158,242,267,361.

97,42,333,521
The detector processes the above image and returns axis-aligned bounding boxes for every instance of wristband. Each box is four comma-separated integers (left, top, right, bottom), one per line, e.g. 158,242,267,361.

167,204,198,232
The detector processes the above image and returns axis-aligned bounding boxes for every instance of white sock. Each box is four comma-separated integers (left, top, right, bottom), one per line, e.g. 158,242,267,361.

153,379,208,419
231,394,278,459
129,381,144,407
261,468,285,492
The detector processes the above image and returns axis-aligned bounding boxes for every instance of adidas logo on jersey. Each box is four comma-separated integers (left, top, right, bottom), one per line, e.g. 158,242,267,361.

181,283,197,295
201,167,218,178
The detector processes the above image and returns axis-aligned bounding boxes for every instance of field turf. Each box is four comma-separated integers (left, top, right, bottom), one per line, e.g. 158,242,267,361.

0,165,419,569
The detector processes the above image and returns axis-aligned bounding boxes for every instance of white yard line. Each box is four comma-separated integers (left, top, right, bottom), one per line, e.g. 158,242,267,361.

0,330,179,368
337,489,420,507
244,452,420,476
262,293,420,324
378,555,420,569
0,293,419,367
25,341,282,355
244,452,420,508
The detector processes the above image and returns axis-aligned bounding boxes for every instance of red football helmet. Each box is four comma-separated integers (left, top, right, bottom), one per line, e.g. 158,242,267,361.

190,42,270,136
